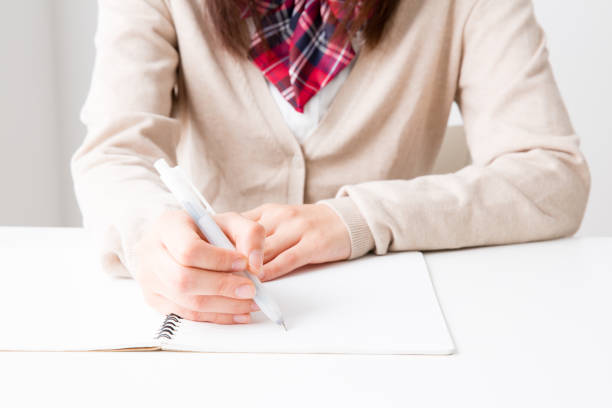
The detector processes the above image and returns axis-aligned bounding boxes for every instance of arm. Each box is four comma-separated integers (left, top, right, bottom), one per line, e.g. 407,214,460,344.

323,0,590,256
72,0,181,277
250,0,591,279
74,0,268,324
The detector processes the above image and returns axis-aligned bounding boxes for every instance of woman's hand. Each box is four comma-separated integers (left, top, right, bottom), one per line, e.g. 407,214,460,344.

242,203,351,281
132,210,266,324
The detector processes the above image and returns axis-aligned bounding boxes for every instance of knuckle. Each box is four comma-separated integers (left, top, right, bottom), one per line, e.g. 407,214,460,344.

248,223,265,239
208,312,220,323
175,241,198,265
264,263,278,278
291,219,304,232
171,267,192,294
181,310,200,321
216,275,235,296
194,296,210,311
283,206,300,218
263,247,274,262
295,217,312,230
217,250,235,270
284,251,298,266
237,301,253,314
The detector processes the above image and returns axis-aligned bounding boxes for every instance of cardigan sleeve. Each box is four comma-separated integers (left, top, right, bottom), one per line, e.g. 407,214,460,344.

72,0,181,277
321,0,590,258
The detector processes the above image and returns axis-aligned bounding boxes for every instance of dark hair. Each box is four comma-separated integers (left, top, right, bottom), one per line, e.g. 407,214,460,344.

205,0,400,57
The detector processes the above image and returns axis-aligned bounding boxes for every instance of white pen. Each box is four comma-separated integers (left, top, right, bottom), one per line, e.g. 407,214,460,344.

154,159,287,330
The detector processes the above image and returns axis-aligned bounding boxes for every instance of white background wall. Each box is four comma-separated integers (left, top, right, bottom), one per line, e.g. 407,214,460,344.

0,2,61,226
53,1,98,226
1,1,610,235
532,1,612,236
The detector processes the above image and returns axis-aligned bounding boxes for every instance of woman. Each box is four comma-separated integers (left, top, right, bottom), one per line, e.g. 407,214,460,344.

72,0,590,325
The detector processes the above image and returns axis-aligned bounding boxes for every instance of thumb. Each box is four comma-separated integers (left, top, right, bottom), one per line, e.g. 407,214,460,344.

214,212,266,278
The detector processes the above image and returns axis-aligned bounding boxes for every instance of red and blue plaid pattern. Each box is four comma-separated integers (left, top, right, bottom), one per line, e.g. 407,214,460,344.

242,0,358,113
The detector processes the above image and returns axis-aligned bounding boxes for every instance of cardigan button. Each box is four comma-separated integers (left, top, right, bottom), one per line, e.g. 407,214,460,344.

291,155,304,170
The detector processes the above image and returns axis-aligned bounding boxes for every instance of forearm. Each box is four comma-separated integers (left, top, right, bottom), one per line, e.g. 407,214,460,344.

320,0,591,257
71,116,181,276
323,146,589,255
73,0,182,276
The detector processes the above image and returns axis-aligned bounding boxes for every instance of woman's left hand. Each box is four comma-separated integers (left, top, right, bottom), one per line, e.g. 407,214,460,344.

242,203,351,281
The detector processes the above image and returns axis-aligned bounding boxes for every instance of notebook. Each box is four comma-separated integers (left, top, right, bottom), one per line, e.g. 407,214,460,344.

0,241,455,354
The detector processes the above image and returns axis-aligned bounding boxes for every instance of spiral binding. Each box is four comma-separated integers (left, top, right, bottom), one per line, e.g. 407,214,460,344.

155,313,182,340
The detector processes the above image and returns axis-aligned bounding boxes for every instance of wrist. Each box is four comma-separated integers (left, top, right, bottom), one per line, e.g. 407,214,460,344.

317,197,375,259
315,203,351,260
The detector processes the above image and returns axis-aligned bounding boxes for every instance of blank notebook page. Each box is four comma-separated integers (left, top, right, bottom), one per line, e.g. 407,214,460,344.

0,230,454,354
163,252,455,355
0,243,160,351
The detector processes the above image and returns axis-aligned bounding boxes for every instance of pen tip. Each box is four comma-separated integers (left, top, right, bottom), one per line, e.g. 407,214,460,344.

281,321,288,331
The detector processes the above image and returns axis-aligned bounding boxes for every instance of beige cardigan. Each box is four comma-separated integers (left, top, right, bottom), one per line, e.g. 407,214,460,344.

72,0,590,278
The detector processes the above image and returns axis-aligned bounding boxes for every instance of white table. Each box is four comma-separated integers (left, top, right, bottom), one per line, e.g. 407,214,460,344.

0,228,610,408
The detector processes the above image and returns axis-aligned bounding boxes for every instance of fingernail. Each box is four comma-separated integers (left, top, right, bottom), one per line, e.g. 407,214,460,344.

249,250,263,275
235,284,255,299
232,257,247,271
250,302,260,311
233,314,250,324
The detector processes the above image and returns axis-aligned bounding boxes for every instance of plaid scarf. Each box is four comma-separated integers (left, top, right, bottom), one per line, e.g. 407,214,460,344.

242,1,360,113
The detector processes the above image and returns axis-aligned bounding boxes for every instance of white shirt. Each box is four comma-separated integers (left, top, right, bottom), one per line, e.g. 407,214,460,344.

254,20,363,145
268,58,357,144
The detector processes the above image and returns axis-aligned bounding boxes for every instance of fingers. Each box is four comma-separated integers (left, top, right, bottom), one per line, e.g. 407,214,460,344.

262,242,311,281
241,204,267,222
156,245,256,299
169,295,258,315
143,254,258,314
263,228,301,263
243,204,295,238
145,293,251,324
215,212,266,278
160,210,247,272
134,209,263,326
241,204,312,280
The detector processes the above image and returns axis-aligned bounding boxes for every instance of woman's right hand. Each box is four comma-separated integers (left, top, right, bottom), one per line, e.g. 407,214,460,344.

132,209,266,324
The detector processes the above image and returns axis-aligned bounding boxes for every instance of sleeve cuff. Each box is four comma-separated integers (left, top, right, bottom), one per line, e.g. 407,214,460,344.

318,196,375,259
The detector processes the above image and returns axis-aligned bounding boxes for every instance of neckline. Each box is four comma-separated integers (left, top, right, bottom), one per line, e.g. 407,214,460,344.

238,41,376,158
